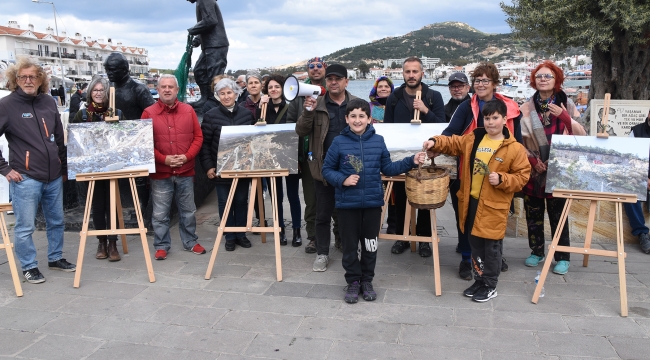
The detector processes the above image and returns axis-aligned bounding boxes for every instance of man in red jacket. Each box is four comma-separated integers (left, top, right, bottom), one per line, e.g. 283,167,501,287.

142,74,204,260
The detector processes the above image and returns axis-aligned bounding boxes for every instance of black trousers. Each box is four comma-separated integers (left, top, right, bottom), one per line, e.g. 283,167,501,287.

450,179,471,258
393,182,431,236
338,207,381,284
92,180,117,240
524,195,570,261
314,180,336,255
466,197,502,288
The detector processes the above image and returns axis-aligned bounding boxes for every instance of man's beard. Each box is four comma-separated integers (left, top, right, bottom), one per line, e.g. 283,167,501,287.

405,79,421,89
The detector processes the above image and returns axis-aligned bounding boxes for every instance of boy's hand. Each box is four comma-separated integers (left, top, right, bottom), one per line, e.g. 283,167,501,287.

414,152,426,165
488,172,500,186
343,174,360,186
423,140,438,158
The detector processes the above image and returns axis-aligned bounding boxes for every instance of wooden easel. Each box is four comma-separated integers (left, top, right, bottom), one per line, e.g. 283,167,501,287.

596,93,611,138
256,102,268,126
0,204,22,297
532,189,636,316
205,169,288,281
411,90,422,124
73,169,155,287
378,175,442,296
104,86,119,122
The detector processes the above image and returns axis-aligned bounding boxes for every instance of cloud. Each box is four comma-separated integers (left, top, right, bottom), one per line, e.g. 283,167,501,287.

1,0,511,70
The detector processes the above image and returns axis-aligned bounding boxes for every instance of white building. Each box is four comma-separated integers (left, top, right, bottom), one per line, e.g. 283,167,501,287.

383,56,440,70
0,21,149,81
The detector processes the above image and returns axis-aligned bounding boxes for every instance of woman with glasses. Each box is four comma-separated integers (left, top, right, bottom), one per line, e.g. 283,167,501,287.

368,76,394,122
442,62,522,280
519,60,585,275
71,77,124,262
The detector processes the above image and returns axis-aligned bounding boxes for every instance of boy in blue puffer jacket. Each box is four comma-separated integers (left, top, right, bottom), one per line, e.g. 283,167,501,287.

322,98,425,304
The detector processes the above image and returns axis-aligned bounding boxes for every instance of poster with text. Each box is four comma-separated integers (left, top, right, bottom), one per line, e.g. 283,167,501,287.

589,100,650,137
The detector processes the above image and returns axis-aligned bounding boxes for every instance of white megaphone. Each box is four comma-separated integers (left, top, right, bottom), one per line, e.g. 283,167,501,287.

284,75,324,111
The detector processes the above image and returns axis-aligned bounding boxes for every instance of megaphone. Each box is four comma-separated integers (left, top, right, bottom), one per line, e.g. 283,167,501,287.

284,75,324,111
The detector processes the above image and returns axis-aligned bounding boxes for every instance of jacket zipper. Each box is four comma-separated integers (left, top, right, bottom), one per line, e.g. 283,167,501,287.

359,134,364,208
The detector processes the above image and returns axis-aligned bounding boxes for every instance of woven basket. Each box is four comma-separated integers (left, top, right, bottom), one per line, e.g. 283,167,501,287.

405,162,450,210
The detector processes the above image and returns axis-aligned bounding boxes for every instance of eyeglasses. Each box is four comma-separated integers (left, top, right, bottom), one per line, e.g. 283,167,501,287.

308,63,324,69
473,79,492,85
535,73,555,80
92,89,105,94
17,75,38,82
449,84,467,90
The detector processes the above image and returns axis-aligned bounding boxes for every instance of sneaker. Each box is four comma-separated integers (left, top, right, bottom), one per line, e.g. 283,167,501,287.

312,254,329,272
305,238,317,254
524,254,545,267
225,240,236,251
186,244,206,255
344,281,360,304
360,281,377,301
639,233,650,254
472,285,497,302
154,249,167,260
391,241,410,254
48,258,76,272
235,236,252,248
552,260,570,275
23,268,45,284
418,242,432,257
501,257,509,272
459,260,472,280
463,280,484,297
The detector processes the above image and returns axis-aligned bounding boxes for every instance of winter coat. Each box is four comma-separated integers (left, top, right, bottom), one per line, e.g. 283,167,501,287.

383,83,445,123
443,93,522,142
0,88,67,182
430,127,530,240
141,99,203,179
239,95,259,120
295,91,358,183
69,90,83,120
323,124,416,209
444,94,471,122
199,103,255,184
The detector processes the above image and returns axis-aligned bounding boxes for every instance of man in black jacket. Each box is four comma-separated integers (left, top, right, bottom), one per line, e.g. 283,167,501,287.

68,83,87,121
0,58,75,284
384,56,445,257
444,72,471,121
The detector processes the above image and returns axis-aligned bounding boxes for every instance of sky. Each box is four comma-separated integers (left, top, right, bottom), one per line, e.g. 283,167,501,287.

1,0,512,71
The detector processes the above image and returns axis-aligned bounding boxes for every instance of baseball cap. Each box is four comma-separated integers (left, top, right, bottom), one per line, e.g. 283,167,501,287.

448,72,469,84
325,64,347,78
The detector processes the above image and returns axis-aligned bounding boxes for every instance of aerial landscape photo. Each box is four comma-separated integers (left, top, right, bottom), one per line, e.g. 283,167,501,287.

216,124,299,175
67,120,156,179
546,135,650,200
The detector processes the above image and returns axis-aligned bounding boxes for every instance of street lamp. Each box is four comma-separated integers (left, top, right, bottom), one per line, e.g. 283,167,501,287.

32,0,66,85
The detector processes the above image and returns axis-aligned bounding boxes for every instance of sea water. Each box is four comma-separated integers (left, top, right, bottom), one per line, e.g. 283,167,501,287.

345,79,453,104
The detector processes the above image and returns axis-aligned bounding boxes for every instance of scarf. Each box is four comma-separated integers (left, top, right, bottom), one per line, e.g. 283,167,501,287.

369,76,394,106
533,90,567,126
85,101,109,121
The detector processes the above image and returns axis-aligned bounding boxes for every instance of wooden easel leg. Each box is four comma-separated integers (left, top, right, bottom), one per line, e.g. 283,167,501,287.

582,200,597,267
409,205,417,252
379,181,394,234
129,178,155,283
1,212,22,297
257,179,266,243
430,209,441,296
615,202,628,317
269,177,283,282
74,180,95,288
246,178,257,232
533,199,573,303
115,183,128,254
205,179,238,280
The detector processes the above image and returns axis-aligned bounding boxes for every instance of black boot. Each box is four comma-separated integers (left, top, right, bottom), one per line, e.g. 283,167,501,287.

279,227,287,246
292,228,302,247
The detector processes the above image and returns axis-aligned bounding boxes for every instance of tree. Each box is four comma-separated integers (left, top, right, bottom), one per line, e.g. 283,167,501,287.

501,1,650,101
390,61,399,69
358,61,370,78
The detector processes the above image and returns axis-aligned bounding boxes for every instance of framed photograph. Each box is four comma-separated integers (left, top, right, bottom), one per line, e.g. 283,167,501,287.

589,100,650,136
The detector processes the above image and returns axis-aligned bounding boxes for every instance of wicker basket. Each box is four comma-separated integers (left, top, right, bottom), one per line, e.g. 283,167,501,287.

405,163,450,210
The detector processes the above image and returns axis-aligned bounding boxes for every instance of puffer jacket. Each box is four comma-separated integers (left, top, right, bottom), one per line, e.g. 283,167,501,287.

322,124,416,209
199,103,255,184
295,91,358,183
430,127,530,240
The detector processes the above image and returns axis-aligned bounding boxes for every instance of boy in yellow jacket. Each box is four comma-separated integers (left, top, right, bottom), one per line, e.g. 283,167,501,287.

423,99,531,302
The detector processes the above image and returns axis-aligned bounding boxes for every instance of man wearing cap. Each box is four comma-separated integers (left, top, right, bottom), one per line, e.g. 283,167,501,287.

384,56,445,258
296,63,357,272
445,72,471,121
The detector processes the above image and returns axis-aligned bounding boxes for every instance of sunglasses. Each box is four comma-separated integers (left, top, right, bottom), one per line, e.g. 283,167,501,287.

308,63,324,69
535,73,555,80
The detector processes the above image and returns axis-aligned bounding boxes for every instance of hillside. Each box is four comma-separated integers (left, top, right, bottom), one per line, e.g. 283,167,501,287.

322,21,584,66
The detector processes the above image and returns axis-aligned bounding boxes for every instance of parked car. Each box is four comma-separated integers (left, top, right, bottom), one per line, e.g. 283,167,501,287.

149,88,159,100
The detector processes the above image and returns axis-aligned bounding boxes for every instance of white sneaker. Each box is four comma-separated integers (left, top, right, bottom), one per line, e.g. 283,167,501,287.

313,254,329,272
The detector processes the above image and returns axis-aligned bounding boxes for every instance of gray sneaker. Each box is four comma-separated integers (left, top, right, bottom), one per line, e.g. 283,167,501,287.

639,233,650,254
313,254,329,272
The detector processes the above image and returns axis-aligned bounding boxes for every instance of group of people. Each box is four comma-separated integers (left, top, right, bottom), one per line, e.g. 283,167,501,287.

1,53,649,305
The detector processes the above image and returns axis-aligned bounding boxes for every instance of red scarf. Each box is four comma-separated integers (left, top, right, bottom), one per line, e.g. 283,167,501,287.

85,101,109,121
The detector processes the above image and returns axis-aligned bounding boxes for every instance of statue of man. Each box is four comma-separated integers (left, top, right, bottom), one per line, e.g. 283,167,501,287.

187,0,229,111
103,53,155,120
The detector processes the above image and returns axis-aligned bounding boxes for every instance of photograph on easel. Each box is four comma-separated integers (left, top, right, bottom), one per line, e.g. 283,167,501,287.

546,135,650,200
374,123,458,178
67,119,156,179
216,123,299,175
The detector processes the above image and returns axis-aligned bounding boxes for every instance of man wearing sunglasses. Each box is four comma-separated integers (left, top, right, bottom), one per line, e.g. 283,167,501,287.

445,72,471,121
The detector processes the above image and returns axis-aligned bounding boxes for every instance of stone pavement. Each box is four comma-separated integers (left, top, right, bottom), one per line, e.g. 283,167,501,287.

0,189,649,359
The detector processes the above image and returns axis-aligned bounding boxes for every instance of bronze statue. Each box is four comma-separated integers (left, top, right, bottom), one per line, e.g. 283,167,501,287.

103,53,155,120
187,0,229,111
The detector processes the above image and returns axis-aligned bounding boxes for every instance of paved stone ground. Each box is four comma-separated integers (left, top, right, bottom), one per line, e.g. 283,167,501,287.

0,189,649,359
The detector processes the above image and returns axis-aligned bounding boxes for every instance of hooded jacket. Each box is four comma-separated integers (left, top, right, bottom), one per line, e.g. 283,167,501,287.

383,82,445,123
0,88,67,182
322,124,416,209
431,127,530,240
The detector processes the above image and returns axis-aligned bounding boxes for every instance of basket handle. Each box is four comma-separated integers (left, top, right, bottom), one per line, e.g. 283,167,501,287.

416,145,426,182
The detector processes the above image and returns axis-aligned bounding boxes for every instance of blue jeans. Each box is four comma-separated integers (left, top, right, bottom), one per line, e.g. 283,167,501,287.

624,201,649,236
151,176,198,251
216,179,250,241
10,175,64,271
